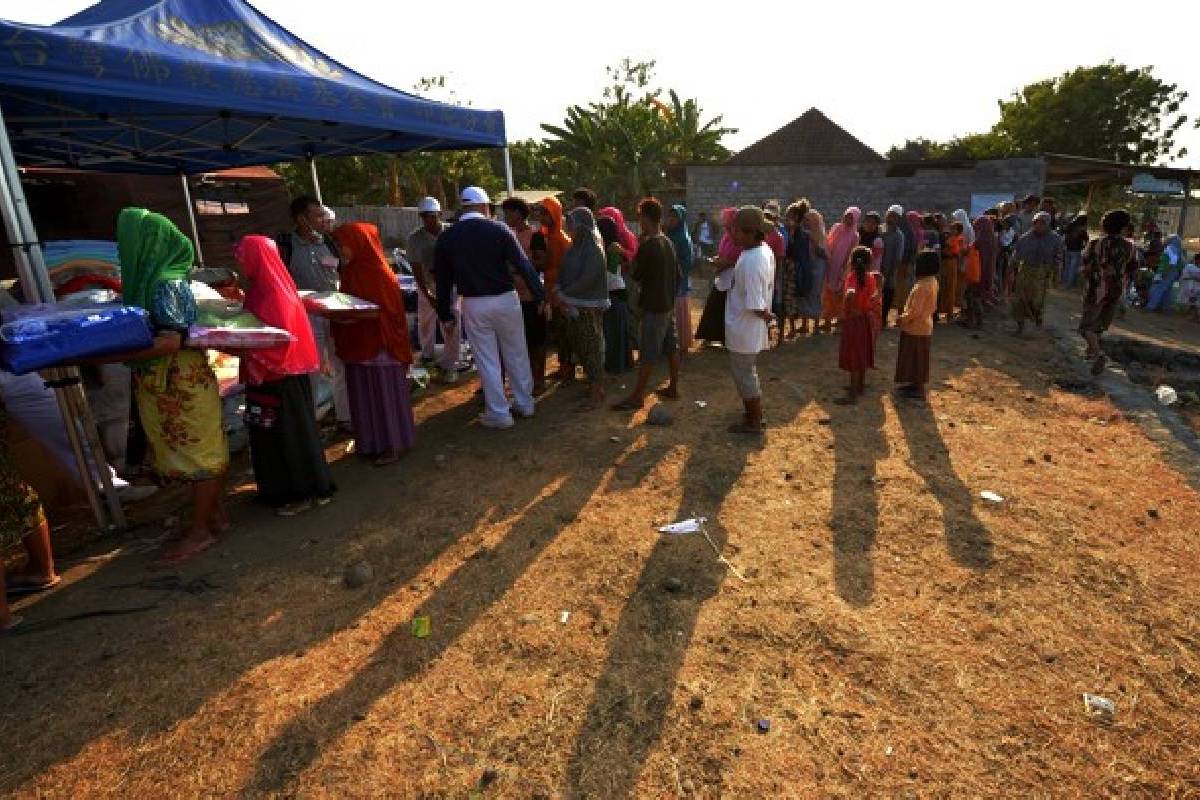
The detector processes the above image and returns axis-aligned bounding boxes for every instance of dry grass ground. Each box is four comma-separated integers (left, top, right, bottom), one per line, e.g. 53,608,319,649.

2,291,1199,799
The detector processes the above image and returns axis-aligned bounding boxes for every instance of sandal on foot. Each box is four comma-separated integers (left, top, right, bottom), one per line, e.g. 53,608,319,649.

611,398,643,411
5,575,61,597
154,536,216,568
654,388,680,401
276,500,314,517
727,420,765,435
373,454,400,467
833,395,859,406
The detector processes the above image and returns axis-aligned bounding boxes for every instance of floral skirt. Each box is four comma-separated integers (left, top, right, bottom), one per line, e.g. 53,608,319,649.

0,406,46,548
134,349,229,483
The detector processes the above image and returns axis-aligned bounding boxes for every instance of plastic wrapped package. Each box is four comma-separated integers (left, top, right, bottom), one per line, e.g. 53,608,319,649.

299,291,379,315
0,304,153,374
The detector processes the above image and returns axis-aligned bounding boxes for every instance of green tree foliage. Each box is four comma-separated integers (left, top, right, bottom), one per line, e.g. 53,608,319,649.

540,59,735,208
276,76,501,206
887,63,1189,164
279,63,735,210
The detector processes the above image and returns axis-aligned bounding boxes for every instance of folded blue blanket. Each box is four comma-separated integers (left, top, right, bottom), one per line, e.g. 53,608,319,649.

0,305,152,375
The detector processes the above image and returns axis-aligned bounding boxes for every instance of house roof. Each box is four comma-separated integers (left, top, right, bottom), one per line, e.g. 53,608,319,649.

727,108,884,166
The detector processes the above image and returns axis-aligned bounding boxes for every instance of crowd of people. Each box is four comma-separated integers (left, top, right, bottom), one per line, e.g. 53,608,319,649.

0,181,1192,631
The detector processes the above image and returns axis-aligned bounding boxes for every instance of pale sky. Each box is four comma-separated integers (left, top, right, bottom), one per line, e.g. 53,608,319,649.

9,1,1200,169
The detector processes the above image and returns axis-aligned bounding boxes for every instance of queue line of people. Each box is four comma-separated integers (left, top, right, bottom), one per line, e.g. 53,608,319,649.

1,182,1164,615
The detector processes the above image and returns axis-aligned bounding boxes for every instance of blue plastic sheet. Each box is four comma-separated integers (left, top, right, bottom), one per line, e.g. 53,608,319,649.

0,305,152,375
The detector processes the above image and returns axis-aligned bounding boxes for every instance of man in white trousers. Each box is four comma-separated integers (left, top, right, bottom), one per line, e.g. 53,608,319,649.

434,187,544,429
407,197,461,383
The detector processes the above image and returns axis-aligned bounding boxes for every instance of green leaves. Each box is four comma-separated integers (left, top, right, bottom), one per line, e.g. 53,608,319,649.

888,63,1189,166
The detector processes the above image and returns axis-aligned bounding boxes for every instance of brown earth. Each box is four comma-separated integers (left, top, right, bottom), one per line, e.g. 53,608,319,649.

2,289,1199,799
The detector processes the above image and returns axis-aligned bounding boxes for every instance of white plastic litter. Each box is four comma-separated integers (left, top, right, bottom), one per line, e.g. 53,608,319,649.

1083,693,1115,718
559,611,571,624
695,400,708,408
658,517,708,535
1156,386,1178,406
980,490,1005,504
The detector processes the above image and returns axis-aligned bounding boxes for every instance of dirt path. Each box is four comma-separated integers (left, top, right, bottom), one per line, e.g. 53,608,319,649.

2,294,1198,798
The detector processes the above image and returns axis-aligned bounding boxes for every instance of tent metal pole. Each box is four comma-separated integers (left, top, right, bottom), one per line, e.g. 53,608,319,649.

178,173,205,265
0,101,124,531
503,146,515,196
309,157,323,203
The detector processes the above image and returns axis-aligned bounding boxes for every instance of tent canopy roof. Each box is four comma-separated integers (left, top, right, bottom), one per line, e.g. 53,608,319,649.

0,0,506,174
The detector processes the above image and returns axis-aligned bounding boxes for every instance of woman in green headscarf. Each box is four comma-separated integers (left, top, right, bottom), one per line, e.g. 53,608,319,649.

116,207,228,564
665,204,694,355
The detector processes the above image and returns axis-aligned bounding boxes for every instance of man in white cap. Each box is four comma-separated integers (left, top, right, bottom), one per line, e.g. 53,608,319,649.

407,197,461,382
434,186,545,428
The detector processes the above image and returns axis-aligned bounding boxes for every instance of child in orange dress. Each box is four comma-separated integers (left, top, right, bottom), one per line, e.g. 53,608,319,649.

895,249,941,401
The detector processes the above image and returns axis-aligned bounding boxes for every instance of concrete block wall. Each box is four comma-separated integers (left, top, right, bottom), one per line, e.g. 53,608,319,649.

686,158,1046,222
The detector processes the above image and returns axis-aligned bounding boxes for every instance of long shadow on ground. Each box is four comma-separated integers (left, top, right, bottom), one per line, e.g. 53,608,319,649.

240,429,667,795
0,392,529,792
827,391,888,606
895,396,993,569
565,421,768,798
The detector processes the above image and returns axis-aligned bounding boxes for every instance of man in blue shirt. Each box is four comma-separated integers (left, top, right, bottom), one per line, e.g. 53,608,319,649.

435,187,545,429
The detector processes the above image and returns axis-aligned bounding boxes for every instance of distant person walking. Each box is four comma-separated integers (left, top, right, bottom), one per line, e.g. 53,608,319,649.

1010,212,1064,334
1079,210,1135,374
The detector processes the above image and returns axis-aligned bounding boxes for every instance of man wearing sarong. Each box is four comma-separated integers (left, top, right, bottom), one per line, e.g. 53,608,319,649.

1010,211,1063,334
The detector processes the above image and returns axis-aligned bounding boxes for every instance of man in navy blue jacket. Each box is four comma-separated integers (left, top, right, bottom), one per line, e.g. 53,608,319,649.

435,187,545,429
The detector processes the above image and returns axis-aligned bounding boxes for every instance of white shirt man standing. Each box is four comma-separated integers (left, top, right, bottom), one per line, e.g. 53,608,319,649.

407,197,461,383
724,206,776,434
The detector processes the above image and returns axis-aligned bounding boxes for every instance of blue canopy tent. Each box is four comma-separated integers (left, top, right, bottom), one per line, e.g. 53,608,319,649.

0,0,514,529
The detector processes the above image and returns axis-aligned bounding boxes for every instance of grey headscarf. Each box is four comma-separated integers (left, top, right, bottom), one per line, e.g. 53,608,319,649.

555,208,610,308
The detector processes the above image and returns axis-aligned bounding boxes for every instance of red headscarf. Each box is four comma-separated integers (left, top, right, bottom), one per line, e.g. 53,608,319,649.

825,206,862,290
331,222,413,365
598,206,639,261
234,234,319,386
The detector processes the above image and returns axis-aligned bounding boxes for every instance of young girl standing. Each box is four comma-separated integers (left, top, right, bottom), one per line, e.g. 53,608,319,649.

837,246,877,404
895,248,941,400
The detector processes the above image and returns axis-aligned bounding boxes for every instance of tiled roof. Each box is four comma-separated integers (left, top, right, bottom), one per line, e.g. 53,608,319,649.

728,108,884,166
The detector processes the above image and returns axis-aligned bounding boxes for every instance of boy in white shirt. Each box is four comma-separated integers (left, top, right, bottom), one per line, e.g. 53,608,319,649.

724,206,777,434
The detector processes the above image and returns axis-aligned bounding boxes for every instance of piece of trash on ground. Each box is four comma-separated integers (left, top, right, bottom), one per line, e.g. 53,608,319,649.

559,610,570,624
658,517,708,535
411,615,431,638
756,719,771,734
1082,693,1115,719
695,400,708,408
1155,386,1178,406
980,490,1004,504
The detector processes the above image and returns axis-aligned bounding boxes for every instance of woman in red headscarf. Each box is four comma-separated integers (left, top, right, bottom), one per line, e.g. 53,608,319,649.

331,222,416,467
235,235,336,514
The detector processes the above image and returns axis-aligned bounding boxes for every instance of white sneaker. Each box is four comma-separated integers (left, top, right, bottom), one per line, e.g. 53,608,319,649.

478,415,515,430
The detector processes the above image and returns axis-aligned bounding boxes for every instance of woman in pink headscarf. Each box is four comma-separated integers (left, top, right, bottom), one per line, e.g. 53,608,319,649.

695,207,741,344
598,206,639,262
821,207,861,331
